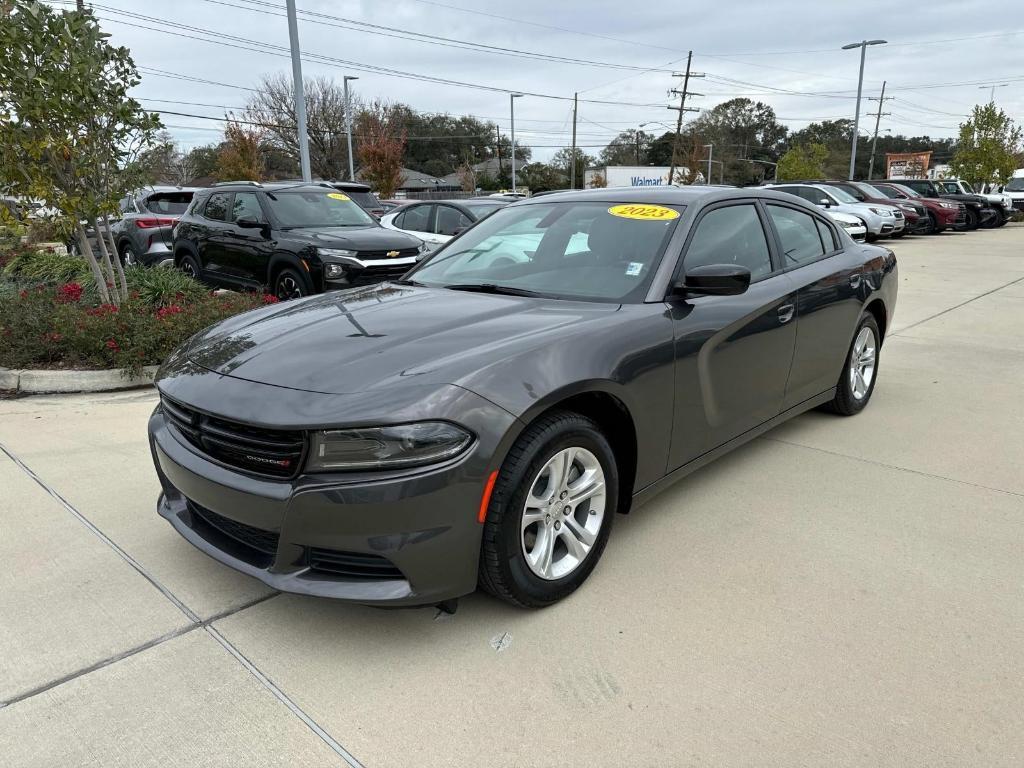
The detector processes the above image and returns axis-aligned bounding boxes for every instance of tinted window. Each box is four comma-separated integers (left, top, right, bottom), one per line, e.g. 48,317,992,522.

231,192,263,222
344,190,381,210
398,204,432,232
144,192,193,215
815,218,837,251
768,205,825,266
118,196,134,214
684,204,772,281
413,201,681,303
436,206,472,236
464,202,505,219
203,192,231,221
262,190,375,227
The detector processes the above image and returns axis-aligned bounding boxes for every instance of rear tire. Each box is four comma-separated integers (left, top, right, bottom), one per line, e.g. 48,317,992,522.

119,243,137,267
824,312,880,416
478,411,617,608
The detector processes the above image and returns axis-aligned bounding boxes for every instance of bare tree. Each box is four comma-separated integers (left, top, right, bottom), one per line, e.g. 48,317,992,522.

245,73,352,180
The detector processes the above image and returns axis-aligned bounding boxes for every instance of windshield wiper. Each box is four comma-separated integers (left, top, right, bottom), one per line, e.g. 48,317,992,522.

444,283,544,297
393,278,426,287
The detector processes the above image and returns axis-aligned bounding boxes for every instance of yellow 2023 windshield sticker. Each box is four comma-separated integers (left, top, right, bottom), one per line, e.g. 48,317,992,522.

607,204,679,221
327,192,350,201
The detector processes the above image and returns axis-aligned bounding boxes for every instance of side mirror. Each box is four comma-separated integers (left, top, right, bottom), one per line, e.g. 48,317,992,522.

673,264,751,297
236,216,264,229
819,198,832,207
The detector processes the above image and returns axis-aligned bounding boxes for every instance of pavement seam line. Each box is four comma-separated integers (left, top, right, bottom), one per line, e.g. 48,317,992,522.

0,589,281,711
891,274,1024,335
0,440,202,623
764,436,1024,498
204,625,366,768
0,442,363,766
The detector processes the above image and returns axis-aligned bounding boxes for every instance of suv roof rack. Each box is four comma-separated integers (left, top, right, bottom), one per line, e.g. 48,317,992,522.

213,180,263,187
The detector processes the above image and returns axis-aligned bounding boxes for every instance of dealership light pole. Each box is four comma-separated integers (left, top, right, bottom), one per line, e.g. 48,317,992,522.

843,39,886,181
285,0,312,182
703,143,713,184
510,93,523,193
344,75,359,181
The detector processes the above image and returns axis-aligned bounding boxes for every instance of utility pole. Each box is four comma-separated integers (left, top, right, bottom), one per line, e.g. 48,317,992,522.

285,0,312,182
76,0,85,9
666,52,703,185
570,92,578,189
343,76,358,181
866,80,892,180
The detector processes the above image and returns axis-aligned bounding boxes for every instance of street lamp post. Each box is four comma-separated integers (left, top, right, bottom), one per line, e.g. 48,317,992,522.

510,93,523,193
285,0,311,181
343,75,359,181
842,39,886,180
703,143,713,184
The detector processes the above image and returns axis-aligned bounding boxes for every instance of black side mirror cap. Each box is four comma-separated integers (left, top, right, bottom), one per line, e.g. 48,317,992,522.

673,264,752,297
236,216,264,229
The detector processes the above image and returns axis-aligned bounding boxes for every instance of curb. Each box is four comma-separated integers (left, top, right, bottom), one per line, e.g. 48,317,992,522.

0,365,158,395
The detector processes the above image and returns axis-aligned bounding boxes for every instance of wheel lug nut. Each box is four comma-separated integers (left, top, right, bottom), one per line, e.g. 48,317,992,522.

560,491,568,500
554,521,561,530
563,506,571,515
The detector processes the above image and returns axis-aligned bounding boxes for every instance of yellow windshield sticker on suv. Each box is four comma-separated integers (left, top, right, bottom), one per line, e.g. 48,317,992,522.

327,192,350,201
607,204,679,221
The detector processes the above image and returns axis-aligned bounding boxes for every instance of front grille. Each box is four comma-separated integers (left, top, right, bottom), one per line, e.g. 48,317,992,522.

1013,200,1024,211
356,246,420,260
187,501,280,566
349,261,414,286
307,547,405,580
162,396,305,478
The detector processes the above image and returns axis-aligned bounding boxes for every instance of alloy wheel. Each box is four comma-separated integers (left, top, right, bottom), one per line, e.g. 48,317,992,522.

181,260,198,279
849,326,877,400
276,275,303,300
122,247,136,267
520,447,606,581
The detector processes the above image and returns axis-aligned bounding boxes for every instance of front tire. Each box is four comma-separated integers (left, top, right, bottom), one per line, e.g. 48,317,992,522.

274,267,309,300
479,411,617,608
825,313,880,416
956,207,979,231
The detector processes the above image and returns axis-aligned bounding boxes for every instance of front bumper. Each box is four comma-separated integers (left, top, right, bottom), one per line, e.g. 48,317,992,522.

148,381,517,605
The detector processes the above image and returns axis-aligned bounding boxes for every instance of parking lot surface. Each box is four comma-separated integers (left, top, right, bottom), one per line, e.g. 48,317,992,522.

2,226,1023,767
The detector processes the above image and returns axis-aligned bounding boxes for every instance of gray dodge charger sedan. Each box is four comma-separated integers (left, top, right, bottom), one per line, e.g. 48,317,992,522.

149,186,897,608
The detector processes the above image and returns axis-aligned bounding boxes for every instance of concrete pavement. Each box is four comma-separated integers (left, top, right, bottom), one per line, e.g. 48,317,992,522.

1,226,1022,766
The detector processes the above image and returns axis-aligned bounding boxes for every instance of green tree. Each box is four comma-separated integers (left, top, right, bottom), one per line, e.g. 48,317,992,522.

949,103,1022,186
599,129,654,166
0,0,161,304
687,99,788,184
551,147,594,189
185,144,220,180
519,162,565,193
777,143,829,181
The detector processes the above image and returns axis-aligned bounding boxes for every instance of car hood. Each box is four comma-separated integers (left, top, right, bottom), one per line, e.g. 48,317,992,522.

283,226,423,251
165,284,619,395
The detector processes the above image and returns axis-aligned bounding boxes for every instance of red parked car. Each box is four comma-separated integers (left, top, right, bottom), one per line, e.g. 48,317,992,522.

866,182,963,233
825,181,931,235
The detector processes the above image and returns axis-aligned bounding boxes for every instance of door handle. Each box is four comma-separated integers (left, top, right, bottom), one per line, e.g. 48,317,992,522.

849,272,862,289
777,303,795,324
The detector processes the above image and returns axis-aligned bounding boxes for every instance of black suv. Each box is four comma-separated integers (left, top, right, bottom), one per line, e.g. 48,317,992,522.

882,178,996,230
173,182,426,299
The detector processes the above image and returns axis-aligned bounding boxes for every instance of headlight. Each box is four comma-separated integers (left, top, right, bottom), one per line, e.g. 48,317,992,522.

940,202,958,209
307,422,472,471
324,263,347,279
417,242,429,254
840,220,858,228
318,247,357,258
898,203,915,211
868,207,890,216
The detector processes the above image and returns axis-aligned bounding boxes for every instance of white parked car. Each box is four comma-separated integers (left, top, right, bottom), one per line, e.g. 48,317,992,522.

765,183,905,240
380,198,509,251
827,211,867,242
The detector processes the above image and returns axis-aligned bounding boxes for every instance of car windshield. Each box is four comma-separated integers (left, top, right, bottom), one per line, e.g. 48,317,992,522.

409,201,683,303
939,181,960,194
264,189,376,228
849,182,881,199
341,189,382,211
820,185,858,204
888,183,921,198
1005,178,1024,191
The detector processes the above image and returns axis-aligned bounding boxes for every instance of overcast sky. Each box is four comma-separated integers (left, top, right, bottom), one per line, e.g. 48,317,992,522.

75,0,1023,161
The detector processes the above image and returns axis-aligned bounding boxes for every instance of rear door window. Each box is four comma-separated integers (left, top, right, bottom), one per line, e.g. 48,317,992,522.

767,205,826,267
203,193,231,222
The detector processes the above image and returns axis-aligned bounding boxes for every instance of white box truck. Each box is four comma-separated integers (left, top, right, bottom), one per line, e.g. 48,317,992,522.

585,166,692,189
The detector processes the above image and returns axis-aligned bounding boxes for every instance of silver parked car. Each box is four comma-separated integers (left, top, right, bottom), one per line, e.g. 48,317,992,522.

112,187,199,267
765,183,904,240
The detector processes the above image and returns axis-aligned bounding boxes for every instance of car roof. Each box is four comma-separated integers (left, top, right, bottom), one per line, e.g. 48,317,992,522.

139,185,202,195
515,185,816,208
